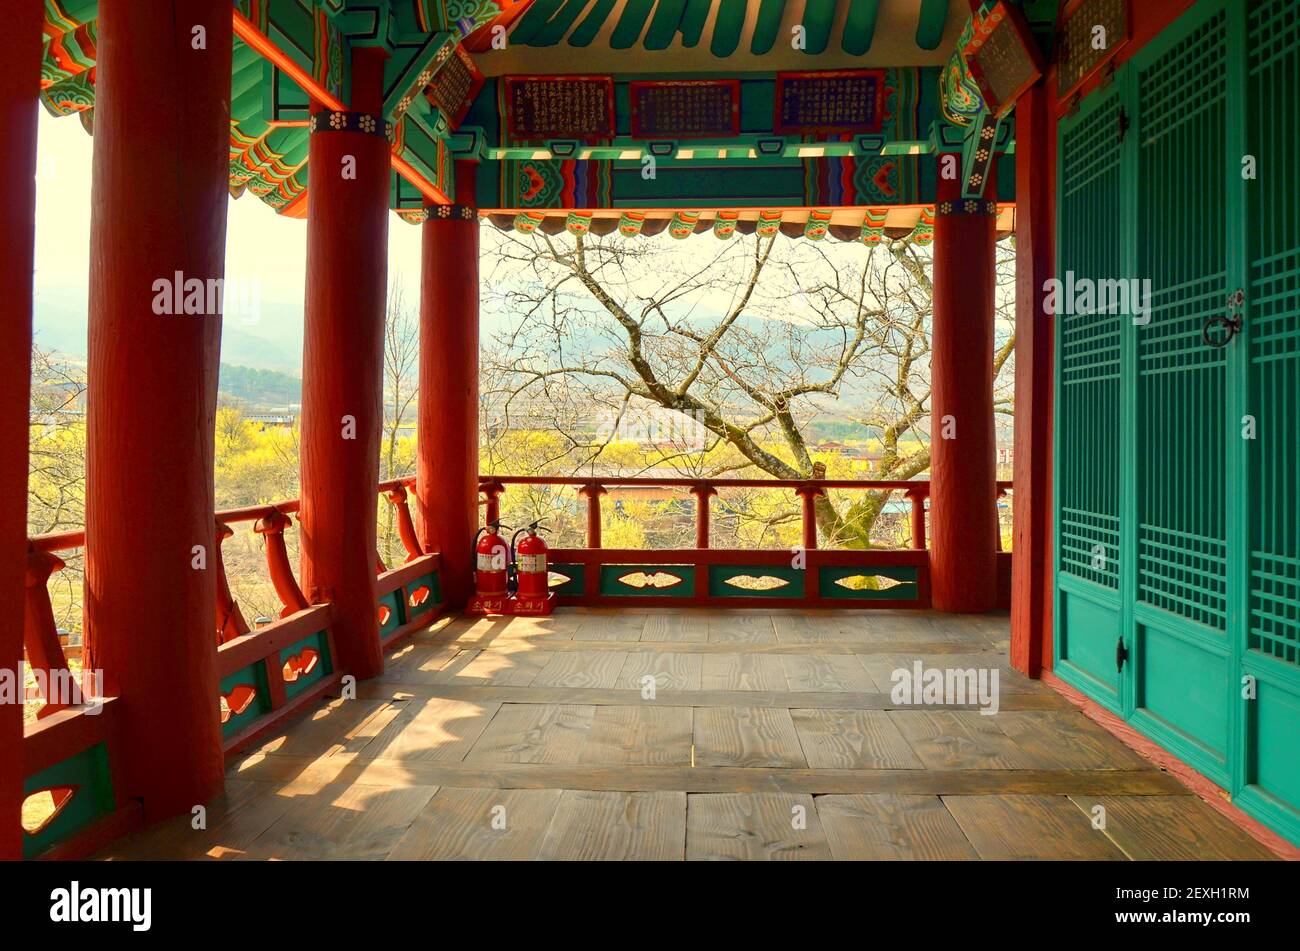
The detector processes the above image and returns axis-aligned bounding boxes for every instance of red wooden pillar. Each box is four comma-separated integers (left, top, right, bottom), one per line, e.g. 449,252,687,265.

0,0,43,862
415,163,480,608
929,164,999,613
1010,84,1056,676
299,48,390,680
82,0,231,820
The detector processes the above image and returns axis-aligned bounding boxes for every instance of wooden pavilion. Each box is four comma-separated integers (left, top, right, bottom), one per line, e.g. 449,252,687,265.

2,0,1297,860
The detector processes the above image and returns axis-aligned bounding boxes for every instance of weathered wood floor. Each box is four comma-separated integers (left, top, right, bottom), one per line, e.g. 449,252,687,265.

100,609,1274,860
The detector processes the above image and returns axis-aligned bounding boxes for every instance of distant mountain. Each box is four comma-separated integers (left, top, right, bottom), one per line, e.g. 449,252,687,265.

33,288,304,373
218,363,301,409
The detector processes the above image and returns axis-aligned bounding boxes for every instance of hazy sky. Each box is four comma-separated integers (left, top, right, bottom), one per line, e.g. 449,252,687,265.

33,108,426,369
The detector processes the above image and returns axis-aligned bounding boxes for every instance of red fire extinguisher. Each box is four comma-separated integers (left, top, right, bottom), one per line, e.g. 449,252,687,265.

468,520,511,615
509,521,554,616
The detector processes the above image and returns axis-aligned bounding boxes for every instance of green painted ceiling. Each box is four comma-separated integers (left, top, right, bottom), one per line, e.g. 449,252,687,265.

38,0,1035,220
475,0,971,73
505,0,954,55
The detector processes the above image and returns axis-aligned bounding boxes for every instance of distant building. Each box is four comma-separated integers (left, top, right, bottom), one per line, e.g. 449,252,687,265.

247,413,295,429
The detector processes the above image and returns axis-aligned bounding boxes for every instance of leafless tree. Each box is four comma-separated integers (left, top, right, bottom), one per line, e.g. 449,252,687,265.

380,279,419,564
480,227,1015,548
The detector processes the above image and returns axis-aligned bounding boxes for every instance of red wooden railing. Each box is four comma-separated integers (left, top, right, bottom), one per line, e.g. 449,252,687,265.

18,473,1008,856
475,476,1013,609
18,483,443,859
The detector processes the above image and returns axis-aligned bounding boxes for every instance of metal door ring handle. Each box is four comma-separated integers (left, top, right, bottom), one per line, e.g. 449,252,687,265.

1202,314,1240,348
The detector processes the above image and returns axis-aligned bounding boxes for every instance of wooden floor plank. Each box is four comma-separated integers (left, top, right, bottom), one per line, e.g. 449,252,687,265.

707,613,777,644
699,652,789,691
231,752,1190,796
463,703,596,765
333,700,410,755
351,697,501,763
942,795,1128,860
579,705,694,766
99,778,283,861
379,641,462,683
687,793,831,860
692,707,808,768
536,790,686,860
461,638,994,656
791,709,925,769
357,681,1065,712
1068,796,1279,861
532,650,629,688
891,711,1054,770
856,654,1047,695
816,794,980,860
433,647,554,686
782,653,879,692
771,613,838,644
642,613,709,642
996,712,1152,770
571,613,647,642
617,651,703,692
253,697,392,760
387,788,563,861
99,608,1275,861
238,781,439,860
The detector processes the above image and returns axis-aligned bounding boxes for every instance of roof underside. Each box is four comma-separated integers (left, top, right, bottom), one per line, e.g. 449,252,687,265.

482,203,1016,243
37,0,1030,230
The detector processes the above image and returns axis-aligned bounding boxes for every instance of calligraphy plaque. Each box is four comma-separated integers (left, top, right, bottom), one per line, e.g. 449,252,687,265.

427,47,482,128
629,80,740,139
504,75,615,141
773,70,885,135
1058,0,1131,102
964,2,1044,117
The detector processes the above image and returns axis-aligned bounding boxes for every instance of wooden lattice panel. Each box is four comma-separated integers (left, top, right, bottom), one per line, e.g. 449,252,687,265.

1059,0,1132,101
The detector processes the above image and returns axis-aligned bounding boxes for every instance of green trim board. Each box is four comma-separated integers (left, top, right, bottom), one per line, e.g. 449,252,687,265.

279,630,333,701
1053,0,1300,847
819,565,919,600
709,564,805,598
548,563,585,596
405,570,442,613
219,662,273,740
598,564,696,597
379,587,405,637
22,742,115,860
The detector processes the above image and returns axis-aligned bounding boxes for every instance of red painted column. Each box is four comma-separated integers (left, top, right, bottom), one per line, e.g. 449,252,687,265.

1011,84,1056,676
415,163,480,607
83,0,231,819
929,164,999,613
0,0,43,862
299,48,390,680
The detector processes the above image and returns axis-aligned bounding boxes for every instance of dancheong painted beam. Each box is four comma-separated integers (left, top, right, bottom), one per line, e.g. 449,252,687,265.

38,1,1015,221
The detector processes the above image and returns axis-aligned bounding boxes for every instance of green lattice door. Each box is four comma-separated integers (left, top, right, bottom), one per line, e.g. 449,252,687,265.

1054,83,1126,710
1237,0,1300,845
1127,0,1234,784
1055,0,1300,846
